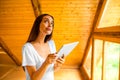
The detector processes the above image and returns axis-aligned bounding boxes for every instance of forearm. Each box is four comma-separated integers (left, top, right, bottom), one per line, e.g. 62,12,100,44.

31,61,49,80
27,54,58,80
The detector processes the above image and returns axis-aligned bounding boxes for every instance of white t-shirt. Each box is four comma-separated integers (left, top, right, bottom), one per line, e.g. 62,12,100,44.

22,40,56,80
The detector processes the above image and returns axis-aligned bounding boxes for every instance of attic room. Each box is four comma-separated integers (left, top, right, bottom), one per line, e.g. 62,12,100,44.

0,0,120,80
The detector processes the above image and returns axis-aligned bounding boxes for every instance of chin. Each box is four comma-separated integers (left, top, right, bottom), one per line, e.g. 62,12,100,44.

47,33,51,35
46,31,52,35
45,33,51,35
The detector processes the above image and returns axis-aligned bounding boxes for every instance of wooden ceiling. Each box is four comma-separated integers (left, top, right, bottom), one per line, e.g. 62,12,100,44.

0,0,120,69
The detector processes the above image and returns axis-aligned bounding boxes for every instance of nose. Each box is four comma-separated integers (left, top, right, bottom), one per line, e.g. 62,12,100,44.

48,22,53,27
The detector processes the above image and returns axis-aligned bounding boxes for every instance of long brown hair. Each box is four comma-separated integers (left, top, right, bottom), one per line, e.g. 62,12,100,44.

27,14,54,43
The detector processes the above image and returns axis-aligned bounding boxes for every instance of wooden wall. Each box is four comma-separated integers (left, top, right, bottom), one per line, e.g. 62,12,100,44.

0,0,100,80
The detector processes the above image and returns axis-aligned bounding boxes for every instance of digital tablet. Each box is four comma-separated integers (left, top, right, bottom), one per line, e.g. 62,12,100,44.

57,41,79,58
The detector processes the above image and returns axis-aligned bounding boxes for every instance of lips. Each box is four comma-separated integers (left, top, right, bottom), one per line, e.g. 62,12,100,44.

46,28,51,31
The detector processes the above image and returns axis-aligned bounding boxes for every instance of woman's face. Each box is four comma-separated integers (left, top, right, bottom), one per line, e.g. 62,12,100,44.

39,15,54,35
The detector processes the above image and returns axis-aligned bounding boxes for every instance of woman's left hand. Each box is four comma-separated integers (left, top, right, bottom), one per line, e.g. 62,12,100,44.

54,54,65,71
56,55,65,66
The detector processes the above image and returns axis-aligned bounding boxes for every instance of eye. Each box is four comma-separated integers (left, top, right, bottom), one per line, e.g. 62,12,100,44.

44,19,49,23
51,22,54,26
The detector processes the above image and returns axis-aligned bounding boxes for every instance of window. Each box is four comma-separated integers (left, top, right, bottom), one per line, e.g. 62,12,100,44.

104,41,119,80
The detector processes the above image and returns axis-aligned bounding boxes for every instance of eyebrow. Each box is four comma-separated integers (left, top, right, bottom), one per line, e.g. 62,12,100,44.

43,18,54,22
43,18,49,19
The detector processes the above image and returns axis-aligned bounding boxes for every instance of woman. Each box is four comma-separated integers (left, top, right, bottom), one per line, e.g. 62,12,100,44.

22,14,65,80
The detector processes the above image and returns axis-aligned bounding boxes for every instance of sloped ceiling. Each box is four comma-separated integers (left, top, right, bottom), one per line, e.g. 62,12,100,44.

0,0,120,68
0,0,35,65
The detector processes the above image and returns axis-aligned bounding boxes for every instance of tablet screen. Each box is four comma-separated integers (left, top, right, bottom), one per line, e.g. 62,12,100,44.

57,41,79,58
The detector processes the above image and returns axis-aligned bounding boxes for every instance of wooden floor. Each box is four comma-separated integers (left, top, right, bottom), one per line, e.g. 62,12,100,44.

1,66,26,80
55,68,84,80
0,67,84,80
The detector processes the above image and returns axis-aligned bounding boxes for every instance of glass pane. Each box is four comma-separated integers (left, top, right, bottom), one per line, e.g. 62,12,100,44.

104,41,120,80
84,46,92,78
97,0,120,28
93,39,103,80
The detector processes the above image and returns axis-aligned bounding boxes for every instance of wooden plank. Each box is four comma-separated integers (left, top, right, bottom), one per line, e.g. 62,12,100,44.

80,66,90,80
0,64,15,67
91,37,94,80
93,33,120,43
0,37,21,66
102,41,105,80
94,26,120,32
0,47,6,54
119,50,120,80
94,0,109,29
80,38,92,65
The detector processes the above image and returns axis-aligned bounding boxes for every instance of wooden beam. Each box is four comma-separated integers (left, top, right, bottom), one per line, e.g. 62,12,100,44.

31,0,41,17
94,26,120,32
91,37,94,80
94,0,109,29
81,0,107,66
93,32,120,43
80,66,90,80
119,51,120,80
0,64,15,67
0,37,21,66
0,47,6,54
102,41,105,80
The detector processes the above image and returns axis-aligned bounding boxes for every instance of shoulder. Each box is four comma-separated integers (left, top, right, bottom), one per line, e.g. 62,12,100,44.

22,42,35,57
22,42,32,51
23,42,31,47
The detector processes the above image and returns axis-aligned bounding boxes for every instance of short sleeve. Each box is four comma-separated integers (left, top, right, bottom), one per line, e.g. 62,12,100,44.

22,44,36,66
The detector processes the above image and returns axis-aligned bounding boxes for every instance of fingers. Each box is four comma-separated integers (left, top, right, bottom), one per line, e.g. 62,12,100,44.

46,53,65,64
46,54,58,64
56,57,65,64
48,53,57,58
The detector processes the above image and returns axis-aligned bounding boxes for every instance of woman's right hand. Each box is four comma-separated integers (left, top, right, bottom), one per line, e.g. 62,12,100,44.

26,53,58,80
45,53,58,64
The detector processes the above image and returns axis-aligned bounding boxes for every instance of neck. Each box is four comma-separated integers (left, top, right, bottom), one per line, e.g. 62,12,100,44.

35,33,46,44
